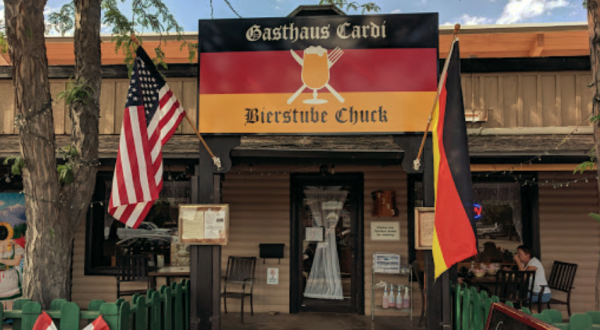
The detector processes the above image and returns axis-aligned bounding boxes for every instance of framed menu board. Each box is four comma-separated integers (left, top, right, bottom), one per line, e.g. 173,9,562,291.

414,207,435,250
179,204,229,245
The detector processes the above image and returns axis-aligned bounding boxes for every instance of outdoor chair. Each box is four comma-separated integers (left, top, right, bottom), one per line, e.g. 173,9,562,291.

116,254,151,298
538,261,578,316
495,270,535,308
221,256,257,323
412,260,426,328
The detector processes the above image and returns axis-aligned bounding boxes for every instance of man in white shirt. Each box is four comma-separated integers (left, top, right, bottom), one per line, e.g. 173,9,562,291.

513,245,551,303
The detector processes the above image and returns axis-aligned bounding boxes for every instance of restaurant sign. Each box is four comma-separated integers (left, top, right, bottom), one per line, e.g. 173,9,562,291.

198,14,439,134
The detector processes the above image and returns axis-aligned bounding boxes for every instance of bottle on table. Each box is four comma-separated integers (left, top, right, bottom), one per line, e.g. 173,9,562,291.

382,285,389,309
388,284,395,308
396,285,403,309
403,286,411,308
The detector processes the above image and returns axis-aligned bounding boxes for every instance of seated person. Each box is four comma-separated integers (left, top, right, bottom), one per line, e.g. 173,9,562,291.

511,245,551,304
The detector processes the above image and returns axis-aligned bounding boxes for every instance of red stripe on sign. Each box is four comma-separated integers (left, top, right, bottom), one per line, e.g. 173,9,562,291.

199,48,437,94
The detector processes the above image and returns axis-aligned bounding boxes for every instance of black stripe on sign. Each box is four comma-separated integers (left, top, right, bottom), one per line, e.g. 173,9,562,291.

198,13,438,53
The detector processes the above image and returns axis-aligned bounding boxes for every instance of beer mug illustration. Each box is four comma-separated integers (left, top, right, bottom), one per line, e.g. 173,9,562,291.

288,46,345,105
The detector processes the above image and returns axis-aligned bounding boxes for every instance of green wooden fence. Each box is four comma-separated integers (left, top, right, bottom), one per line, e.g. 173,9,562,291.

454,283,600,330
0,279,189,330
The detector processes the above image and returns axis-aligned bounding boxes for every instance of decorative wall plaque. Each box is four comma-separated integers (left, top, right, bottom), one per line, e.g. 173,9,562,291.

415,207,435,250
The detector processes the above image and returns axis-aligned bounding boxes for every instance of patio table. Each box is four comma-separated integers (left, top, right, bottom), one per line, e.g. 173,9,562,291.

148,266,190,289
464,274,499,294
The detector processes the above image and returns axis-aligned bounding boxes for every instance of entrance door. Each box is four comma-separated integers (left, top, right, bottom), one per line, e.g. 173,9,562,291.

290,173,364,314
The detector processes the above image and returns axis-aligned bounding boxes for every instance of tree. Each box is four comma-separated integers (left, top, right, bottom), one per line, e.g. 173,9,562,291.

2,0,185,307
2,0,380,308
583,0,600,311
319,0,381,14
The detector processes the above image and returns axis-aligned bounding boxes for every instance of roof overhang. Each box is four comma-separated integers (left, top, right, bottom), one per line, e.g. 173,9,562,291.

231,148,404,166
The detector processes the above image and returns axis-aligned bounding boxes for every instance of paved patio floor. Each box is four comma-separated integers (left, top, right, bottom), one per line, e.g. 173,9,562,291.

222,313,425,330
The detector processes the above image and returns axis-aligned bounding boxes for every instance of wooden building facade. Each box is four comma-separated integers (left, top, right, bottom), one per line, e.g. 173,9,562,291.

0,21,598,321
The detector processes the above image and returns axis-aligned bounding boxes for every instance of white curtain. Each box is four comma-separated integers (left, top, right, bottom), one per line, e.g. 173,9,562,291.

303,189,348,300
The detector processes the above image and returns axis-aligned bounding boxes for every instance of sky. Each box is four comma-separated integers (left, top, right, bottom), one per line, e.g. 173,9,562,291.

0,0,589,35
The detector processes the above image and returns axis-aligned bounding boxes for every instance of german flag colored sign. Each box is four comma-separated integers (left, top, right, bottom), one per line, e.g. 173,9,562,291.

198,14,438,134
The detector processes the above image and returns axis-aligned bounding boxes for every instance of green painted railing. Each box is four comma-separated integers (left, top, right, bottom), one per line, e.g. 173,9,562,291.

2,279,189,330
454,284,600,330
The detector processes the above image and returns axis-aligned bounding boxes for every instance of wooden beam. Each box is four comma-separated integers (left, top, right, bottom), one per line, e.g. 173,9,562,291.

530,34,545,57
471,163,596,172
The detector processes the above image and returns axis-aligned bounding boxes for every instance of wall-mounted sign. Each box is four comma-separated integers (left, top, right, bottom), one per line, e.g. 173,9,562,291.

474,203,482,220
370,221,400,241
373,253,401,274
305,227,324,242
198,14,438,134
179,204,229,245
267,267,279,285
415,207,435,250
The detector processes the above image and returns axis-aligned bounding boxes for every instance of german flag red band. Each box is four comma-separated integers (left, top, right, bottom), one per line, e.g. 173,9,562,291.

198,14,439,134
432,40,478,279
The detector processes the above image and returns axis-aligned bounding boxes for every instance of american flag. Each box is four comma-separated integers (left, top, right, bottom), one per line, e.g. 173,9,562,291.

108,47,186,228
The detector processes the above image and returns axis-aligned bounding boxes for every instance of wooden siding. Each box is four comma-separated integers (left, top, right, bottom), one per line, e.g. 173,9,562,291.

0,78,198,136
0,72,591,136
71,165,421,316
538,172,599,316
71,169,600,317
462,72,594,128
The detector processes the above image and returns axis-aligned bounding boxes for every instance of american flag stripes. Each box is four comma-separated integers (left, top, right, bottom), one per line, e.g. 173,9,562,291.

109,47,186,229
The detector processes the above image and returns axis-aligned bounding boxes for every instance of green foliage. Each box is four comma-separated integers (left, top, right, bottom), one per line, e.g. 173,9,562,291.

49,0,194,75
58,78,95,105
574,161,596,174
0,30,8,54
319,0,381,13
589,212,600,222
57,164,74,184
102,0,187,75
57,146,79,161
3,156,25,176
47,2,76,36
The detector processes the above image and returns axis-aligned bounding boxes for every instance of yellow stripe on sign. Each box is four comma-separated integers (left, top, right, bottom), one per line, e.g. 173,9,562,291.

198,92,437,134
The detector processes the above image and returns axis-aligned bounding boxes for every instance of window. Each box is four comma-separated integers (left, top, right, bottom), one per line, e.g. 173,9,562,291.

85,171,191,275
408,173,540,265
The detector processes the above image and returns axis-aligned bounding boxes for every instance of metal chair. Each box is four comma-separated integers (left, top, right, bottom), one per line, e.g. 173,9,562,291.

495,270,535,308
538,261,578,316
221,256,256,323
116,254,151,298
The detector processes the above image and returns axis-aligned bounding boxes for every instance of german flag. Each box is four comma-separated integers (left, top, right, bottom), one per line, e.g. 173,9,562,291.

431,40,478,279
198,14,439,134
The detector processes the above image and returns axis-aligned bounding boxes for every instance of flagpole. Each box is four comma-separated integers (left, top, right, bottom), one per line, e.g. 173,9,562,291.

413,24,461,171
129,34,223,170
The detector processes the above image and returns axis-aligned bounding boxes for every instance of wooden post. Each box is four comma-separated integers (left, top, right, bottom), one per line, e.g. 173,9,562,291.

423,137,444,330
190,136,240,330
